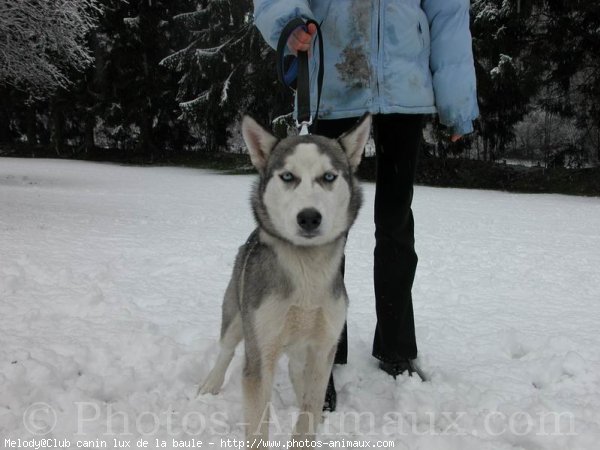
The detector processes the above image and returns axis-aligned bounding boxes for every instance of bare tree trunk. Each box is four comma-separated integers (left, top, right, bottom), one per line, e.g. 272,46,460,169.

26,103,37,151
137,103,157,161
50,99,65,156
483,136,489,162
596,127,600,166
543,111,550,167
0,106,10,143
83,114,95,154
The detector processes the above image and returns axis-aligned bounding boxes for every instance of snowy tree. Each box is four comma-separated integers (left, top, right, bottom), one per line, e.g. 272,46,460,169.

161,0,290,152
529,0,600,164
0,0,198,155
0,0,101,97
471,0,541,161
514,109,585,167
78,0,195,156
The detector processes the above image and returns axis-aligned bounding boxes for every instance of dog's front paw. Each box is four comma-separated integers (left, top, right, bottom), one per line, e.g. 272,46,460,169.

197,374,223,396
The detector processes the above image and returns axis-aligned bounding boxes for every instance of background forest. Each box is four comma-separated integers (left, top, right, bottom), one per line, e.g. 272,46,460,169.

0,1,599,181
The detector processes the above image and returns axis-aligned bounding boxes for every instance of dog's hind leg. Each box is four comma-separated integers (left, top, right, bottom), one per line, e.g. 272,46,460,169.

198,312,242,395
198,282,243,395
291,344,336,443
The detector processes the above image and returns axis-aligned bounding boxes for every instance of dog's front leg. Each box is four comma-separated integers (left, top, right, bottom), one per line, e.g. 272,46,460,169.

243,344,279,449
290,344,336,444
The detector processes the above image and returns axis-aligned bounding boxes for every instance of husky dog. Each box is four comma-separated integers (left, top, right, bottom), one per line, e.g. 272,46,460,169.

199,114,372,445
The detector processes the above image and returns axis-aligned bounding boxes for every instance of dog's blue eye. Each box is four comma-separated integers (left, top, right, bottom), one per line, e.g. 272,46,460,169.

323,172,337,183
280,172,295,182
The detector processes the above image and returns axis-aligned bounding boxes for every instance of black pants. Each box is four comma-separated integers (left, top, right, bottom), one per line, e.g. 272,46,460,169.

313,114,423,363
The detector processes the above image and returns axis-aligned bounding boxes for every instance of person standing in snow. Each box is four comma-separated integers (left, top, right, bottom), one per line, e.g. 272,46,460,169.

253,0,479,410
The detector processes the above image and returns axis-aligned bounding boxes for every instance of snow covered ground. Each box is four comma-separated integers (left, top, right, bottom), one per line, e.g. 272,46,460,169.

1,157,600,450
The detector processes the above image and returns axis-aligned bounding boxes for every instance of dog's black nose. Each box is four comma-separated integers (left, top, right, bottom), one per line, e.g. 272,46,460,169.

297,208,322,232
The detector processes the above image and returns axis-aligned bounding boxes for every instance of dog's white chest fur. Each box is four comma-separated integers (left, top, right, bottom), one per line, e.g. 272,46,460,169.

253,231,347,350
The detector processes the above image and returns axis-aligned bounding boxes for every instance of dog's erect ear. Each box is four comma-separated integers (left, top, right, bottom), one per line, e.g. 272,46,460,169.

338,113,372,172
242,116,278,171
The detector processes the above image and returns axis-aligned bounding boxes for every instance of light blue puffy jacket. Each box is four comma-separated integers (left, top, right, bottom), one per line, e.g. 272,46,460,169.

254,0,479,135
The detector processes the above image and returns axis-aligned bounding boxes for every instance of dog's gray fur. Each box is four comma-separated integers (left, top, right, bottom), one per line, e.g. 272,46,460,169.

198,114,372,447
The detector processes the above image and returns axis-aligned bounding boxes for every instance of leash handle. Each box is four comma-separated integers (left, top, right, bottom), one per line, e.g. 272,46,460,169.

276,18,324,134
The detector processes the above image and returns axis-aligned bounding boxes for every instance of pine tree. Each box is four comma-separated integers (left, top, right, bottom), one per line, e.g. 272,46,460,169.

161,0,289,152
471,0,542,161
90,0,194,157
530,0,600,164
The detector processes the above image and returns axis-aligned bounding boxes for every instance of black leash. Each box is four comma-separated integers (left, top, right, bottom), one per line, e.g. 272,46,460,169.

276,18,324,135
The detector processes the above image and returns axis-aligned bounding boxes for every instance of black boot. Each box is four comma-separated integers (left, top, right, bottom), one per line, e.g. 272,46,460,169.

379,359,426,381
323,373,337,412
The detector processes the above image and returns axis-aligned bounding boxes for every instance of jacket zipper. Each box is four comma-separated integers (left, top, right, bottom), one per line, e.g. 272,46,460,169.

375,0,383,111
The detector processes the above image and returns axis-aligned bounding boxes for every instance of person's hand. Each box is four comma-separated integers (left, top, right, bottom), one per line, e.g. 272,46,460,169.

450,134,462,142
287,23,317,55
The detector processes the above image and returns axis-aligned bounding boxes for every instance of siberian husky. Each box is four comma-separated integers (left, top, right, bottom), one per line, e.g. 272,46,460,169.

198,114,372,445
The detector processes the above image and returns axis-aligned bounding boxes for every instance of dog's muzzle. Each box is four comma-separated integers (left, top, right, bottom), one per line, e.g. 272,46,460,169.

297,208,322,235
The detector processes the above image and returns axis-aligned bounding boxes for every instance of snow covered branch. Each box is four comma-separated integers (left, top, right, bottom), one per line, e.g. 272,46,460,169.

0,0,101,97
